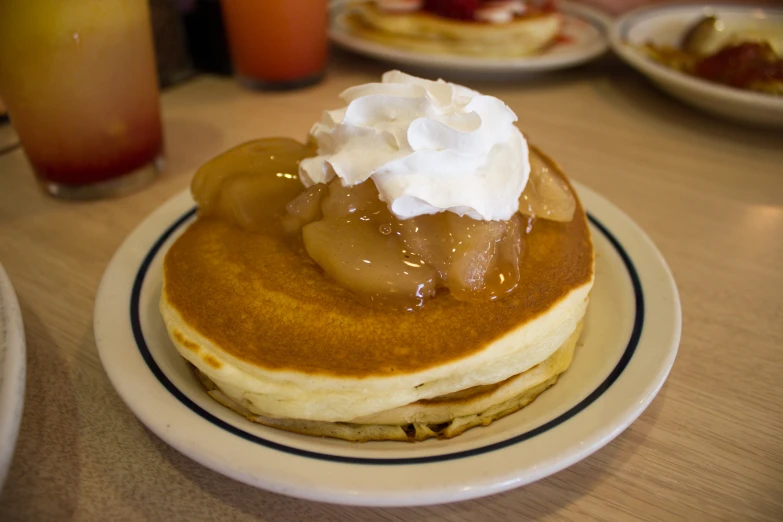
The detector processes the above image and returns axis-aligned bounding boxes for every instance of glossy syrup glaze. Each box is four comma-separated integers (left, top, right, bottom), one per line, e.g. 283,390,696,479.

192,137,575,310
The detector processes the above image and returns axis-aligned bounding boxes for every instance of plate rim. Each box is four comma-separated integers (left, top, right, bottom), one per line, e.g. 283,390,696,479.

94,182,681,506
610,3,783,110
0,261,26,491
328,0,611,73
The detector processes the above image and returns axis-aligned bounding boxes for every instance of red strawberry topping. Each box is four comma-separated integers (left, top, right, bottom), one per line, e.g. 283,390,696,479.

423,0,482,20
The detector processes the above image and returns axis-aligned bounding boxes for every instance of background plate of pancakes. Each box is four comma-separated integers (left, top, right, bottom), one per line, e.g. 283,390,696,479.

94,180,681,506
329,1,611,74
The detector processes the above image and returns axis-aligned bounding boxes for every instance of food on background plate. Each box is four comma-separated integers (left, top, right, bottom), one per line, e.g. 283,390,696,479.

338,0,563,57
160,71,594,442
640,15,783,95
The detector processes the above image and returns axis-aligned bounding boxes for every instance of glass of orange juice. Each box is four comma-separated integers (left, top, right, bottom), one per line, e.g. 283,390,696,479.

220,0,329,89
0,0,163,199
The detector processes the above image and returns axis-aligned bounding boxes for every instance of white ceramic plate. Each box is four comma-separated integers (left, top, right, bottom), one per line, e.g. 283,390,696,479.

329,1,610,75
94,183,681,506
611,4,783,128
0,262,25,491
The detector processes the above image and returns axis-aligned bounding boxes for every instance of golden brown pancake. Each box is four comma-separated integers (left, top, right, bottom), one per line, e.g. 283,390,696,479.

162,195,591,378
160,135,594,438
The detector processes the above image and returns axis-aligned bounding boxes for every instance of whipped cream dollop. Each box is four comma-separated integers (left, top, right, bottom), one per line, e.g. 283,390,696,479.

299,71,530,221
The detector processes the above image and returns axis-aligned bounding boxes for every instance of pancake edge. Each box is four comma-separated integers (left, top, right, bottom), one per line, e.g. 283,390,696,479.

161,277,592,422
193,321,581,442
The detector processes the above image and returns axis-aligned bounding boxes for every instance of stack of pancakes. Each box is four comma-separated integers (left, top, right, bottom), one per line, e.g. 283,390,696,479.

159,172,594,442
339,2,562,57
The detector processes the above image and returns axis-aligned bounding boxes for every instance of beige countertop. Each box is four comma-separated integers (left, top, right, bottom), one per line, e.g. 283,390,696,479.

1,54,782,521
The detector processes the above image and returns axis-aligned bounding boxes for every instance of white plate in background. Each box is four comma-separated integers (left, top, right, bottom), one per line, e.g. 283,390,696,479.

0,262,25,491
611,4,783,127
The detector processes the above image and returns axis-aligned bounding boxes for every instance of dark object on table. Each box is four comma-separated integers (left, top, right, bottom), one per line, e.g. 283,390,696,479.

150,0,194,87
180,0,233,75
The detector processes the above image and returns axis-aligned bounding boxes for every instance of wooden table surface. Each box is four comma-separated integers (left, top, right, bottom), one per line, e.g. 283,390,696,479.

1,53,782,521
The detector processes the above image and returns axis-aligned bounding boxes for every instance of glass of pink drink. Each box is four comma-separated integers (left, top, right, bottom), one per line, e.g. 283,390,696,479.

0,0,163,199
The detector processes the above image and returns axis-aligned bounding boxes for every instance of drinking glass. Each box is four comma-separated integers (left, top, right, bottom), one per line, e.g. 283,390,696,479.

220,0,329,89
0,0,164,199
